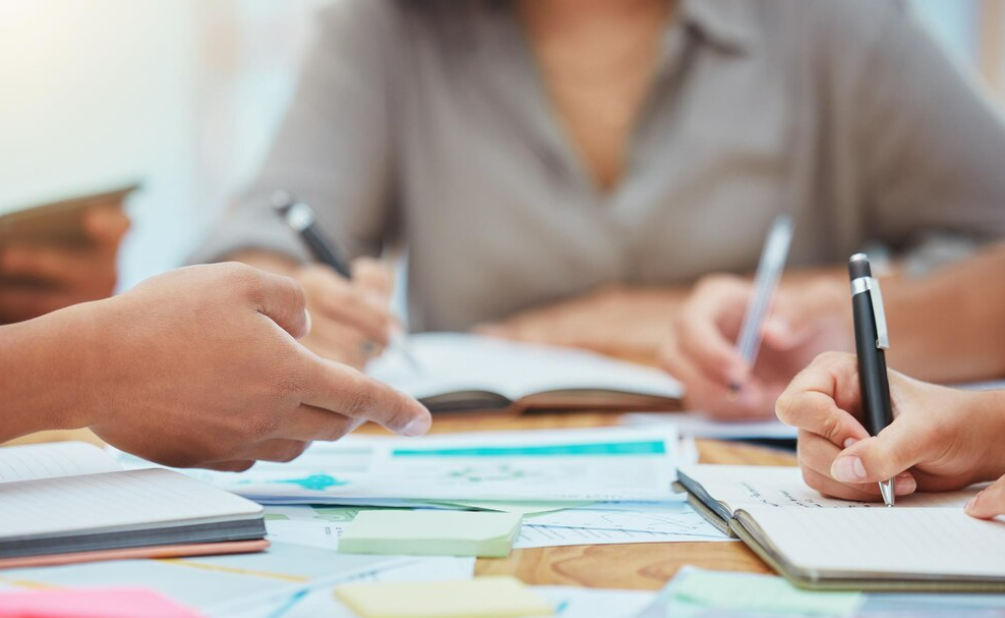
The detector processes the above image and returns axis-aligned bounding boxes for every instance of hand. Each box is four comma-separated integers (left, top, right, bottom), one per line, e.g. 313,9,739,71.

966,474,1005,520
0,205,130,323
72,263,430,470
776,352,1005,502
296,257,396,369
660,274,851,419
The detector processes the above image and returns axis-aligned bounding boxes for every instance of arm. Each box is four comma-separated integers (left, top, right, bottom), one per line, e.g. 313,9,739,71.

0,264,430,468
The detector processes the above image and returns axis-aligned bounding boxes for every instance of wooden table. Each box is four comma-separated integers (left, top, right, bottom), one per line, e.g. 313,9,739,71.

7,411,796,591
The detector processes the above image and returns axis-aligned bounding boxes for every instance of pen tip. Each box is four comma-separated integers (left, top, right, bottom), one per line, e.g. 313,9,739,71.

879,480,895,507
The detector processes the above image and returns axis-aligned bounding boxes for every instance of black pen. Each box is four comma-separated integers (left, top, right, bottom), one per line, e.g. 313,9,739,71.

848,253,895,507
272,191,422,373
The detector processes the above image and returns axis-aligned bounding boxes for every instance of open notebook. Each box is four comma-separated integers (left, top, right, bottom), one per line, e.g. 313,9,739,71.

367,333,683,413
676,464,1005,592
0,442,266,568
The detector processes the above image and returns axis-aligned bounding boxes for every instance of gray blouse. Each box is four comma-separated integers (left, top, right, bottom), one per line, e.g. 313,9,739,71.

194,0,1005,331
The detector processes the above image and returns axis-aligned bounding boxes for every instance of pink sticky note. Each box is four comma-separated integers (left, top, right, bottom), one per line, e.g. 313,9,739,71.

0,587,204,618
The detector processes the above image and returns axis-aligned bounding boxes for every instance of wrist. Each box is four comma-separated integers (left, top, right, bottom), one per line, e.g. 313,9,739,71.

967,389,1005,482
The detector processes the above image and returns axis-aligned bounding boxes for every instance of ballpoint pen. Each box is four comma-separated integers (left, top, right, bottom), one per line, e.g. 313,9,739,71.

731,214,794,394
848,253,895,507
272,191,423,374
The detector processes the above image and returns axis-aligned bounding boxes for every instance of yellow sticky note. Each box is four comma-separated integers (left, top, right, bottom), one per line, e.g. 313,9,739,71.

338,510,522,558
334,576,554,618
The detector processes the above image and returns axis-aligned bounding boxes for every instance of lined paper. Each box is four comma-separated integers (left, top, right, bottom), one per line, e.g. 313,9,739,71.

681,465,978,513
0,468,261,539
754,508,1005,578
0,442,120,483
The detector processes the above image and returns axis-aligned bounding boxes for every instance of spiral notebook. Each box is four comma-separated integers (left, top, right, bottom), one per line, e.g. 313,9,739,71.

676,464,1005,592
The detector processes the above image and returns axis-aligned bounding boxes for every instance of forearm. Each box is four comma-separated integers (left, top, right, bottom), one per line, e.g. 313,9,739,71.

884,243,1005,382
0,303,98,441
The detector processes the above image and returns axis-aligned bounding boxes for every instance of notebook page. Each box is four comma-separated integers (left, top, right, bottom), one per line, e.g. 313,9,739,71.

751,507,1005,578
0,468,261,539
368,332,682,401
0,442,120,484
680,465,977,513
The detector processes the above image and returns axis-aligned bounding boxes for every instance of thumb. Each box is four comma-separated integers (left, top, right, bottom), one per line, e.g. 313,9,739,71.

830,419,925,484
965,475,1005,520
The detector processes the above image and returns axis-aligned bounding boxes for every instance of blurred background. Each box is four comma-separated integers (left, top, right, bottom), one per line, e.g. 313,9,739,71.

0,0,1002,290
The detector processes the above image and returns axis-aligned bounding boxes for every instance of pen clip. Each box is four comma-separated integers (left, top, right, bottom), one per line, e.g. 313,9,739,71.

866,277,890,350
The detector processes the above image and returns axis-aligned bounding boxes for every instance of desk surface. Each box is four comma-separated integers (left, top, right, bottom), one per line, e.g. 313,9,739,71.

8,411,796,591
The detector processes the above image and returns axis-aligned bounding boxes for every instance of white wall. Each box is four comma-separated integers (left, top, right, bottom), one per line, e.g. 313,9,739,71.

0,0,200,288
0,0,326,289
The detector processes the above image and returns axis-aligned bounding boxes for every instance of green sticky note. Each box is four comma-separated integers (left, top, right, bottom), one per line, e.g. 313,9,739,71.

672,571,861,616
335,576,554,618
338,510,522,558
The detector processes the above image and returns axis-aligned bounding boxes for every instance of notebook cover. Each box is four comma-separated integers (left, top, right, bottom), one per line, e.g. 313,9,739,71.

0,539,269,570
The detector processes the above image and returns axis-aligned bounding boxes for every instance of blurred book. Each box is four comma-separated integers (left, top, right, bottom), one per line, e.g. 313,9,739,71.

367,333,683,413
0,183,138,245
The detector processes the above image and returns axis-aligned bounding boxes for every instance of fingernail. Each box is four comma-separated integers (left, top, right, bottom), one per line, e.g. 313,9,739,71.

966,494,980,514
843,438,858,448
402,415,431,437
832,456,867,482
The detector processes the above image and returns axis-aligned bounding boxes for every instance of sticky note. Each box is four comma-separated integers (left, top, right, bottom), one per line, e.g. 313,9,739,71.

334,576,554,618
0,587,204,618
671,570,861,616
338,510,522,558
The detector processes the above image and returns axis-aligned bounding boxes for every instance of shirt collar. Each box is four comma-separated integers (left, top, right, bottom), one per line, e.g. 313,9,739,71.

678,0,757,54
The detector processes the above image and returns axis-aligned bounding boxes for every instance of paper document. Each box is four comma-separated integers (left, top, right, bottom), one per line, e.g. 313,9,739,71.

137,427,681,504
514,525,721,549
533,586,654,618
526,502,727,538
0,542,403,615
623,413,797,440
279,557,477,618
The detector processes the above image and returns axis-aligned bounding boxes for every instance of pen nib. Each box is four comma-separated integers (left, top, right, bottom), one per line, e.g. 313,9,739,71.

879,480,895,507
